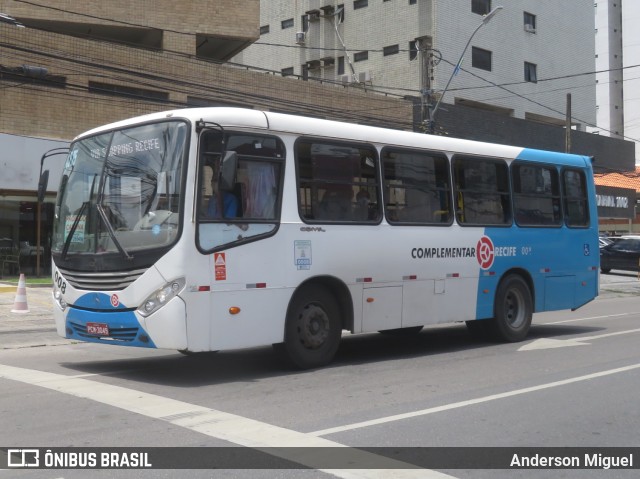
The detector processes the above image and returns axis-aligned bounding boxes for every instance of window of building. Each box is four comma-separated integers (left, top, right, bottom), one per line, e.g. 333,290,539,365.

409,0,417,4
471,47,492,71
354,0,368,9
296,139,380,223
281,67,294,77
281,18,294,29
453,156,510,226
383,44,399,56
337,4,345,23
354,51,368,62
259,25,270,35
338,56,345,75
471,0,491,15
524,62,537,83
382,149,452,225
301,64,309,81
409,41,418,60
301,14,309,32
524,12,536,32
512,163,561,226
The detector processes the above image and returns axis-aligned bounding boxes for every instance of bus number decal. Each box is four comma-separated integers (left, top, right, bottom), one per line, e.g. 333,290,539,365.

294,240,312,270
54,270,67,294
215,253,227,281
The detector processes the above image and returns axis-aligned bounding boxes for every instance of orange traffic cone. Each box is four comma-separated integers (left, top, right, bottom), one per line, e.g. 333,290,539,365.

11,273,30,314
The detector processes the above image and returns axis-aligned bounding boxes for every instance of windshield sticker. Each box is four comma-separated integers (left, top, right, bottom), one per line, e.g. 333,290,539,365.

64,215,86,243
295,240,312,270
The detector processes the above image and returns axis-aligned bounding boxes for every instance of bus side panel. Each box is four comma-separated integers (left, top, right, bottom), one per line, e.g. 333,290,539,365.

208,289,291,350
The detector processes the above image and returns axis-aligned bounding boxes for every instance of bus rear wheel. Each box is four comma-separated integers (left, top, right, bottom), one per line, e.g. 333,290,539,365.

491,275,532,342
280,284,341,369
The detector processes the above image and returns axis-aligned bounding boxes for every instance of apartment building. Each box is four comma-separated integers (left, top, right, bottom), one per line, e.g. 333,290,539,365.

233,0,597,130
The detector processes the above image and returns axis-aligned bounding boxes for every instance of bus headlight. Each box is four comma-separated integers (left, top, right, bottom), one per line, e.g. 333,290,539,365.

53,289,67,311
137,277,185,317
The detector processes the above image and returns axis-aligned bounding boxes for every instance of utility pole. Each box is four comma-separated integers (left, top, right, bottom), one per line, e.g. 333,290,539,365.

565,93,572,153
418,39,433,133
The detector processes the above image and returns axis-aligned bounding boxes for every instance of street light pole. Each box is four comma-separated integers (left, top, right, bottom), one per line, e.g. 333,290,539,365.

429,6,503,134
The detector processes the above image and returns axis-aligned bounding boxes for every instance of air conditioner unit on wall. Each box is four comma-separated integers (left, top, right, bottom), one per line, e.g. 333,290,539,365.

358,71,372,83
340,74,352,84
295,32,306,44
524,24,536,33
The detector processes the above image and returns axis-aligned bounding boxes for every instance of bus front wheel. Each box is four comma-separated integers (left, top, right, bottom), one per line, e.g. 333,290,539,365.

280,284,341,369
492,275,532,342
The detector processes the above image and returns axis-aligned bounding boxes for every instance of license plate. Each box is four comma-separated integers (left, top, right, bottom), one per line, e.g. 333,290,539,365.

86,322,109,336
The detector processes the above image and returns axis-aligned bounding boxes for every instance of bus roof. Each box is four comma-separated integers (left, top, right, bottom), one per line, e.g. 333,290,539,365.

76,107,590,166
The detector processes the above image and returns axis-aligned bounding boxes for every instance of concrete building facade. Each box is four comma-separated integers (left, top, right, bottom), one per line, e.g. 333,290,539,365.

232,0,597,130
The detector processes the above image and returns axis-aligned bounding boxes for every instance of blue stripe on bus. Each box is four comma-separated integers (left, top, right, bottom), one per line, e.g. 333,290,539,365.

475,148,597,319
475,226,598,320
65,293,156,348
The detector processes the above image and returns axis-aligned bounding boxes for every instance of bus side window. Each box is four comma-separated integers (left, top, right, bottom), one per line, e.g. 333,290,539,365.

563,169,589,227
296,139,379,223
382,148,451,225
453,156,510,226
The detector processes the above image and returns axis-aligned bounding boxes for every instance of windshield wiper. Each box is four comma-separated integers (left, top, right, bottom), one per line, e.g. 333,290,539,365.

61,200,88,261
96,204,133,261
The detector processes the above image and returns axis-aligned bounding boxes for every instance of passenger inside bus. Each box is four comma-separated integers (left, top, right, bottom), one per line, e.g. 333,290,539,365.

316,185,353,220
203,165,239,219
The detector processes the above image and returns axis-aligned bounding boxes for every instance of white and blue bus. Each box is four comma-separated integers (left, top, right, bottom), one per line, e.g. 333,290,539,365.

48,108,599,368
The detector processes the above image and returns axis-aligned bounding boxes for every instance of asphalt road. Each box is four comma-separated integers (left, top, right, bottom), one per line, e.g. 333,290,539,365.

1,272,639,478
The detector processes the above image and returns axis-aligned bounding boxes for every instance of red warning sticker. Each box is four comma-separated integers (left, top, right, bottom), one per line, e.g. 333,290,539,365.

214,252,226,281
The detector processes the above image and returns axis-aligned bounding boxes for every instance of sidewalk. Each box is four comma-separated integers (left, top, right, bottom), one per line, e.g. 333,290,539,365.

0,282,71,349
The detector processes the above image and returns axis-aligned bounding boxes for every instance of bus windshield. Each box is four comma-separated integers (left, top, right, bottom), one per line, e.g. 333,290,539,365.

52,120,188,258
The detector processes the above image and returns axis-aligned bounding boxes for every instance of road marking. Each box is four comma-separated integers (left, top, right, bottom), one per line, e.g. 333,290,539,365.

519,327,640,351
309,363,640,437
0,364,453,479
545,312,633,325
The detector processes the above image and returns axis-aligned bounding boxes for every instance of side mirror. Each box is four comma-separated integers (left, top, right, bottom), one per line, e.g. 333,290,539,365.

219,151,238,192
37,170,49,203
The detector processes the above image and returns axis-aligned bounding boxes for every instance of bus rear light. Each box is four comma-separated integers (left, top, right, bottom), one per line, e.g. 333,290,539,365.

366,298,374,303
403,275,417,280
246,283,267,289
137,277,186,317
198,286,210,292
229,307,241,315
540,268,551,273
356,277,372,283
447,273,460,278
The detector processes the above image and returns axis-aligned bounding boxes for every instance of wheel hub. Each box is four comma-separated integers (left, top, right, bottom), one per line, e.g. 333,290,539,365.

298,304,329,349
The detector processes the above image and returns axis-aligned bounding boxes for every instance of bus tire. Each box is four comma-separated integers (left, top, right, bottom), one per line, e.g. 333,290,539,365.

491,274,532,342
465,320,492,339
281,284,341,369
600,267,611,274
